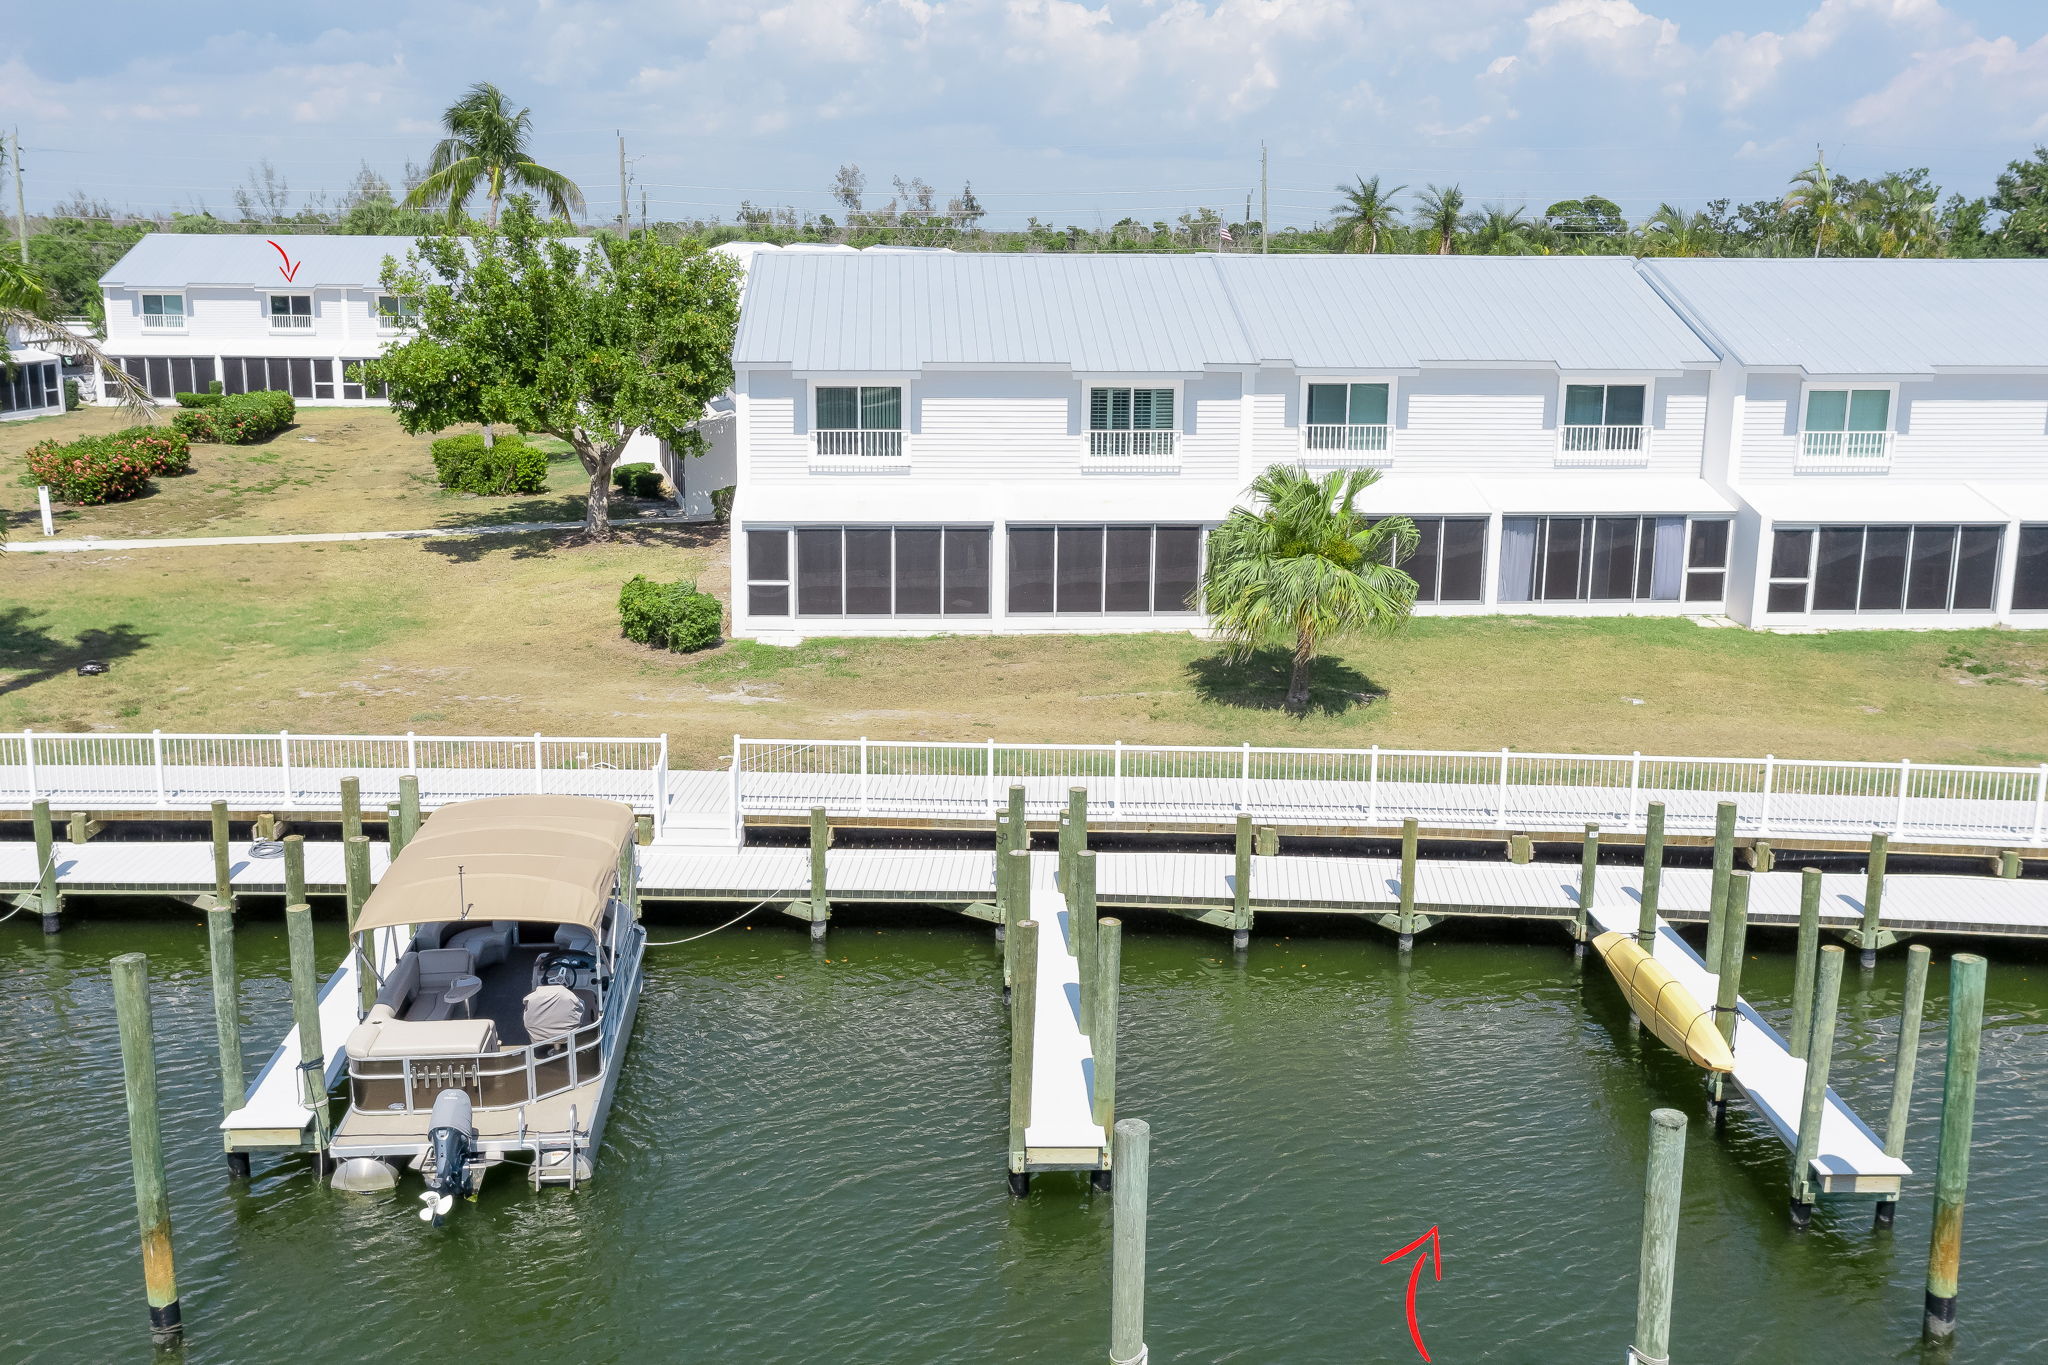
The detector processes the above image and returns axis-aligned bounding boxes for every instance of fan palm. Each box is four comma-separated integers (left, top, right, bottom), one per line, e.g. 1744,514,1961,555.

403,82,586,226
1,257,153,417
1329,175,1407,253
1470,203,1534,255
1412,184,1470,255
1202,464,1419,714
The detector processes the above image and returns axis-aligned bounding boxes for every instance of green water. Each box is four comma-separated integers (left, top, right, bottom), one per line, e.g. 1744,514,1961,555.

5,906,2047,1364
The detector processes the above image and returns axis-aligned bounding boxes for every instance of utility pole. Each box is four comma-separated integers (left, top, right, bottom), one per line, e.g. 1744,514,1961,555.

640,187,648,233
617,130,629,236
1260,139,1269,254
11,127,28,264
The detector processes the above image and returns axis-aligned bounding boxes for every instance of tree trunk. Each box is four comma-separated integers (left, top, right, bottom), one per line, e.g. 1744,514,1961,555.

1286,650,1313,714
584,461,613,541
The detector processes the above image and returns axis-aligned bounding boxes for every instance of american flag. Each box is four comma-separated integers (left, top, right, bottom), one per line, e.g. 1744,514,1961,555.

1218,224,1233,247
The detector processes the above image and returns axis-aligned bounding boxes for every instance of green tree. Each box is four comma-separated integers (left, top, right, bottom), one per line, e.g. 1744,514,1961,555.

1470,203,1535,254
1783,154,1846,257
1544,195,1626,238
24,216,148,318
1201,465,1419,714
1412,184,1470,255
2,256,153,416
403,82,586,226
1990,146,2048,255
1637,204,1718,257
356,200,741,542
1329,175,1407,253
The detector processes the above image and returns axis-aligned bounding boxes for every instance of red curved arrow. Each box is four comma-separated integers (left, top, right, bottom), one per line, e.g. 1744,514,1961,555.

266,239,301,283
1379,1225,1442,1361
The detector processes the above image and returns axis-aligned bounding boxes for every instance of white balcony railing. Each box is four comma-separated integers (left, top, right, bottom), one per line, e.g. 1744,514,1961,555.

1085,428,1179,472
1798,430,1893,472
141,313,184,329
270,314,314,330
1556,424,1651,467
1302,424,1392,465
811,428,907,471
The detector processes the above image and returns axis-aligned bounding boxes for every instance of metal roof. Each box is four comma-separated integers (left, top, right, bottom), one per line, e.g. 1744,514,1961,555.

1641,259,2048,375
732,251,1719,373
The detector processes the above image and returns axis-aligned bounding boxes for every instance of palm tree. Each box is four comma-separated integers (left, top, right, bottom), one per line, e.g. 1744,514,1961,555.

1201,465,1419,714
2,257,153,417
1638,204,1717,257
1855,173,1942,257
1328,175,1407,253
403,82,586,226
1470,203,1534,255
1412,184,1470,255
1783,153,1843,258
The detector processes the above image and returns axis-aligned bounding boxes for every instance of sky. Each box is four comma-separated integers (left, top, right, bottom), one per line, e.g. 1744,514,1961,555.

5,0,2048,232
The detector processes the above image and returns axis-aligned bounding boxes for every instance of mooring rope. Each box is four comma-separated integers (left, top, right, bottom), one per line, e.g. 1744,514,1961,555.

641,887,805,948
1,846,64,923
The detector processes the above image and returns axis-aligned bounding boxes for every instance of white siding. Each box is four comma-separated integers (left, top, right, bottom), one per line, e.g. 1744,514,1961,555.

1896,375,2048,481
1737,374,1802,480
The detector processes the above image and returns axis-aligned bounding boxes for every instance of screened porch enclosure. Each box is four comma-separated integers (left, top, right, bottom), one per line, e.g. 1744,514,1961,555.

1498,515,1727,604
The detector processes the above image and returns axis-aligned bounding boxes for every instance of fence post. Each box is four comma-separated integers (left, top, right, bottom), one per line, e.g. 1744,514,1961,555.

1860,832,1888,969
1497,747,1511,828
279,730,293,808
1760,755,1776,836
1232,813,1252,950
1093,916,1121,1133
651,734,669,841
986,737,997,816
1113,740,1124,813
728,740,742,844
406,730,418,774
1238,741,1252,813
1790,868,1822,1059
210,799,236,913
1627,750,1642,829
1109,1116,1150,1365
152,730,167,806
23,728,37,799
1893,757,1912,837
807,806,830,942
111,954,182,1344
1706,801,1737,967
1627,1108,1687,1365
2033,764,2047,845
1638,802,1666,949
1367,744,1380,825
532,732,545,793
206,904,249,1178
1876,943,1933,1229
1789,944,1845,1226
284,902,331,1164
32,798,61,934
1007,918,1039,1197
1923,953,1988,1341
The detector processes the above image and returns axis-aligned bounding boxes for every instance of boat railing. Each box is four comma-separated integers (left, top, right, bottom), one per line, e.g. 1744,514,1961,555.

348,1018,605,1113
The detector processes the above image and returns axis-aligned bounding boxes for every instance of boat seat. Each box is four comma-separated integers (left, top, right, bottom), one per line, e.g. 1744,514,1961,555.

377,952,422,1013
398,947,477,1022
444,921,514,969
554,925,598,956
359,1017,497,1059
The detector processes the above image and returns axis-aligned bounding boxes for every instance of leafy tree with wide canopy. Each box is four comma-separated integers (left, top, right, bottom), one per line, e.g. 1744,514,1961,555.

355,201,742,542
403,82,585,226
1201,464,1419,714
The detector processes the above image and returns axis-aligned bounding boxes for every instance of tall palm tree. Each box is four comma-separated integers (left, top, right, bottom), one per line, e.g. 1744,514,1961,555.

403,82,586,226
2,257,153,417
1470,203,1534,255
1202,464,1419,714
1328,175,1407,253
1638,204,1717,257
1783,153,1843,258
1412,184,1470,255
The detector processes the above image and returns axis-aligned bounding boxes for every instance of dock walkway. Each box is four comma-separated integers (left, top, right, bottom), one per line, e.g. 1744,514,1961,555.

1022,857,1107,1169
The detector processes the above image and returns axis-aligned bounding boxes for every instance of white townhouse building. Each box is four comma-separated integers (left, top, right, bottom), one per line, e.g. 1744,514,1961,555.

1,325,66,422
726,251,2048,639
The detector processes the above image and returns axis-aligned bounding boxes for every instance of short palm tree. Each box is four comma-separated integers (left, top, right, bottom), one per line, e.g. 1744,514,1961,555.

1638,204,1717,257
404,82,586,226
2,257,153,417
1412,184,1470,255
1202,464,1419,714
1470,203,1533,254
1329,175,1407,253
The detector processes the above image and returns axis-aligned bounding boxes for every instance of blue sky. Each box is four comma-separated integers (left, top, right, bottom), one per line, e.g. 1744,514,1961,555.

5,1,2047,230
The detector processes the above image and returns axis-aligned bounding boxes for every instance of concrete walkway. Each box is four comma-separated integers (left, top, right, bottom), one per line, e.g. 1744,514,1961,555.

3,520,586,553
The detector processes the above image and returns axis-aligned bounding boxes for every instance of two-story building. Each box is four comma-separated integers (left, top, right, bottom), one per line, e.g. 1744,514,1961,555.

2,323,67,422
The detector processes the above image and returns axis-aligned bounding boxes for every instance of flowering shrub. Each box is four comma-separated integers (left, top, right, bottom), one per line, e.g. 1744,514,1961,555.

107,425,191,476
18,426,190,504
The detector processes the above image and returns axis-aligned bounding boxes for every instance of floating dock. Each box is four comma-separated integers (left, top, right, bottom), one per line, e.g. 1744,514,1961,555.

1022,859,1107,1171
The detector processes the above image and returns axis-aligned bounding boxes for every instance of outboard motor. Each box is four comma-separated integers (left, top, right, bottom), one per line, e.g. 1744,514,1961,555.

418,1089,478,1225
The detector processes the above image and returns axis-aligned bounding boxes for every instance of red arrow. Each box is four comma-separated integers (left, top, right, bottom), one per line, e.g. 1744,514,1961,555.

1379,1225,1443,1362
266,239,301,283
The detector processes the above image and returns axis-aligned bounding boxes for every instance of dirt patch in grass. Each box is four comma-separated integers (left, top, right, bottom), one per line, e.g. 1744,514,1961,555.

5,527,2046,768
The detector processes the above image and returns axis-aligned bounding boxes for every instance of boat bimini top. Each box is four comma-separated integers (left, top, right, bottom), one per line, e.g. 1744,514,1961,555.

354,795,637,934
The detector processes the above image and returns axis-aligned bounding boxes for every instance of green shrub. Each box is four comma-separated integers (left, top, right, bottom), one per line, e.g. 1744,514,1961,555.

174,390,224,409
711,485,735,523
429,433,549,495
63,379,80,411
171,408,220,442
21,435,156,504
107,425,191,476
619,575,722,652
214,390,295,443
613,461,653,493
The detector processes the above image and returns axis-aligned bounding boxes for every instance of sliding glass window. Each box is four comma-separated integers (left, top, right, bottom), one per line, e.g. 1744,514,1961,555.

1008,525,1203,614
2016,526,2048,612
1384,517,1485,604
1499,516,1719,603
748,526,990,618
1767,524,2000,614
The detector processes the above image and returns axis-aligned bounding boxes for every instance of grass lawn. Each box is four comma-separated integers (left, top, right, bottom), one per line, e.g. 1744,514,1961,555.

0,406,663,539
5,522,2046,769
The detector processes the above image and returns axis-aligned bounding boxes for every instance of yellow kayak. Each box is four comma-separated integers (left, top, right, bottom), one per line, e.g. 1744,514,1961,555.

1592,931,1735,1073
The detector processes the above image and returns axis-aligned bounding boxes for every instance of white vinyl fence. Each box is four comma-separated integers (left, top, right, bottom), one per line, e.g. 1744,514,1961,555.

732,737,2048,848
2,731,670,837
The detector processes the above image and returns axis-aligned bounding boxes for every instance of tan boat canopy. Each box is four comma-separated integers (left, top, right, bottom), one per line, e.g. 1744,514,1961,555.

353,795,636,934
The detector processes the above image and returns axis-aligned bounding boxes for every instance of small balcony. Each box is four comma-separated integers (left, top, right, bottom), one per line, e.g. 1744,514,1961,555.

270,314,314,331
141,313,185,330
1797,430,1892,473
1556,423,1651,467
811,428,908,472
1084,428,1179,473
1301,423,1391,466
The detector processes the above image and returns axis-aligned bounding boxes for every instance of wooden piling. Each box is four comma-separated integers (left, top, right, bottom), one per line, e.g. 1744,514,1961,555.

1093,917,1122,1134
1748,839,1773,873
1628,1108,1687,1365
1575,823,1600,948
1860,832,1889,968
1231,813,1252,950
1063,786,1088,886
1109,1116,1150,1365
635,813,654,847
1789,868,1823,1060
344,834,375,1012
1714,871,1751,1050
285,903,331,1159
32,797,61,934
282,833,307,909
1255,824,1278,856
1008,918,1039,1196
1637,802,1666,949
340,775,363,842
67,809,94,844
1995,849,2022,878
1875,943,1932,1229
393,774,422,855
1002,847,1030,991
205,904,249,1178
1706,801,1737,966
1507,832,1533,864
1923,952,1988,1340
1074,849,1099,1035
111,953,182,1342
1789,944,1845,1225
1006,784,1027,847
1397,817,1420,951
210,799,236,912
806,806,830,940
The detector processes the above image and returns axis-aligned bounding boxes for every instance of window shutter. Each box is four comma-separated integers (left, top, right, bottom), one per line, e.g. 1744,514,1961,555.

1139,388,1173,430
1090,388,1111,431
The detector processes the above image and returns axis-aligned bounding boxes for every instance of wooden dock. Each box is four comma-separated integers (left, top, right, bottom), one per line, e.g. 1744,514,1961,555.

1022,859,1108,1171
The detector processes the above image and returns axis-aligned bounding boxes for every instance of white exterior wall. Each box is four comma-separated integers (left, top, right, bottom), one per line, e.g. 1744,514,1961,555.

99,282,403,405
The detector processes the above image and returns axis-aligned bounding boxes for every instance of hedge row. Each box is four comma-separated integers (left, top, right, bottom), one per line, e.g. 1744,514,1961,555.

21,426,192,504
174,381,225,409
430,433,549,496
619,575,722,652
171,390,296,444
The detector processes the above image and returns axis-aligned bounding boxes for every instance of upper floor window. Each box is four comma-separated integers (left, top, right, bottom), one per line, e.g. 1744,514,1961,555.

1799,387,1892,471
813,385,903,464
141,294,185,329
376,295,418,327
269,294,313,329
1087,387,1177,466
1559,383,1648,464
1305,382,1390,461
